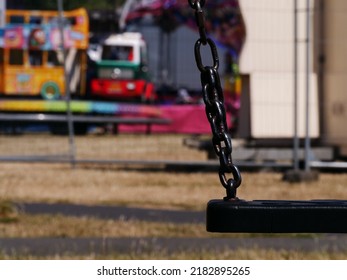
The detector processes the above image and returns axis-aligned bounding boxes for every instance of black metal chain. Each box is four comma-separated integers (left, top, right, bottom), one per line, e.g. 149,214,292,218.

188,0,242,200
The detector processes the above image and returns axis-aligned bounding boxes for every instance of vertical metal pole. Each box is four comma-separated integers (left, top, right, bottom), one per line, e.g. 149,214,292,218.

167,32,171,84
293,0,299,171
0,0,5,28
172,31,177,87
158,29,164,86
57,0,76,167
317,0,325,142
304,0,311,171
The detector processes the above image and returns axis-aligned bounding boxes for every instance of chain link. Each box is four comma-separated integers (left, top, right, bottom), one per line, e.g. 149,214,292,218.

188,0,242,200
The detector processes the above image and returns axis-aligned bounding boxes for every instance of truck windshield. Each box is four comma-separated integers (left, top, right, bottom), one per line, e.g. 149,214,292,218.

101,45,134,61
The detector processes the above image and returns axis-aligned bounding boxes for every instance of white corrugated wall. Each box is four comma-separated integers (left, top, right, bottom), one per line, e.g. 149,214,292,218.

239,0,319,138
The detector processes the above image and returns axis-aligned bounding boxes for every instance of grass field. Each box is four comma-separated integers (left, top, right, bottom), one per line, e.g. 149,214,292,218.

1,134,347,259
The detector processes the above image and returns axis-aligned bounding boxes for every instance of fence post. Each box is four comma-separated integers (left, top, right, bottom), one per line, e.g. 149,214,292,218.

293,0,299,172
283,0,318,182
304,0,311,172
57,0,76,167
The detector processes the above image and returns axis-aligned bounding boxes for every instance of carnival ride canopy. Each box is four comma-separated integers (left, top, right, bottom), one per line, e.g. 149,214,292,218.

122,0,246,58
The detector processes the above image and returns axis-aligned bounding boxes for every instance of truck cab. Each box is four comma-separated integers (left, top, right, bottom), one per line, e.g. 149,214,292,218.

89,32,155,103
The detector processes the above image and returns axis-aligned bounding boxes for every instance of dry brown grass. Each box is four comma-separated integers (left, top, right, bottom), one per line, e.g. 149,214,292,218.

0,134,207,161
0,214,209,238
1,162,347,210
1,134,347,259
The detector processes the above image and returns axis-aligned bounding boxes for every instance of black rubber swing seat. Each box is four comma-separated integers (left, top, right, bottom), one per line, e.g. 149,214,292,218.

206,199,347,233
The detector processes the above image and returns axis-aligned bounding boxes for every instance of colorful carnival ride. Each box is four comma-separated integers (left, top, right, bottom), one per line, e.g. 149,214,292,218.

0,1,246,134
0,8,89,99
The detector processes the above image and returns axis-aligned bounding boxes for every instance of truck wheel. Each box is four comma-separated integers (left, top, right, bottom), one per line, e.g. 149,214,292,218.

49,123,88,135
41,82,61,100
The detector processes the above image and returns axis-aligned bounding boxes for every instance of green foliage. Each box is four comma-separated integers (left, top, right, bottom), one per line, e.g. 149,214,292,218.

0,201,19,223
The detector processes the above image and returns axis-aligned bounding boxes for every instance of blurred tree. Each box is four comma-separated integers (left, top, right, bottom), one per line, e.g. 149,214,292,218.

7,0,127,10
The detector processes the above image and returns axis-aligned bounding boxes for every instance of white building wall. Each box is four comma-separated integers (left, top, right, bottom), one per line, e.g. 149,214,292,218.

239,0,319,138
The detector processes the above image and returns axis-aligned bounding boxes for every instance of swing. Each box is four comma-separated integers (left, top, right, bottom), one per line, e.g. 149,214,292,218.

188,0,347,233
